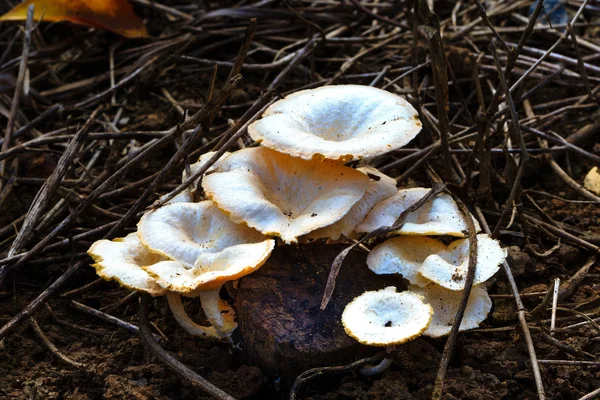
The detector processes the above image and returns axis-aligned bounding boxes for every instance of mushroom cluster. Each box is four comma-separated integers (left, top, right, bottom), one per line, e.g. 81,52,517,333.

87,84,506,351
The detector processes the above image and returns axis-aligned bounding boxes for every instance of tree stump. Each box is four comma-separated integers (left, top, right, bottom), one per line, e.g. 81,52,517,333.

236,243,403,381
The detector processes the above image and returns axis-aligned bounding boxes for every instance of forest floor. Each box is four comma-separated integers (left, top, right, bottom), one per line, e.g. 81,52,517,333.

0,1,599,399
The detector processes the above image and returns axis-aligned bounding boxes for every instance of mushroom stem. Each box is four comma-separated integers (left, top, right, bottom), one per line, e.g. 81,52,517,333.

165,292,223,341
359,357,393,376
198,286,237,339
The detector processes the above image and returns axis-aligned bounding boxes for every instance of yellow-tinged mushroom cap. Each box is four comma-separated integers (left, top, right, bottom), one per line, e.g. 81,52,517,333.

138,201,272,270
418,234,506,290
410,283,492,338
342,286,433,347
202,147,370,243
144,240,274,293
355,188,481,237
367,236,445,287
87,232,174,296
248,85,422,161
307,167,397,240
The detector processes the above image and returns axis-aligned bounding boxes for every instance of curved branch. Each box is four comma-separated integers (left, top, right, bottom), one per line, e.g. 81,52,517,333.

138,294,237,400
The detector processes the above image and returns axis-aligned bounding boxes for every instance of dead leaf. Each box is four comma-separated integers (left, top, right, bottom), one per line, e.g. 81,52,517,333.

0,0,148,38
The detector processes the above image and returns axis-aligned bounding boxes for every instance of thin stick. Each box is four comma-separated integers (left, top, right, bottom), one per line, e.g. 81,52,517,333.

290,352,386,400
70,300,161,341
579,387,600,400
431,196,477,400
5,109,98,262
475,206,546,399
30,317,87,370
226,18,257,82
138,294,237,400
0,5,34,193
550,278,560,336
490,42,529,238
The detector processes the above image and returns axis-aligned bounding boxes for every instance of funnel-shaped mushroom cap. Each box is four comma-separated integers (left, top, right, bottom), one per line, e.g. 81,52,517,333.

367,236,445,287
248,85,422,161
202,147,370,243
88,233,176,296
144,240,274,293
138,201,273,270
342,286,433,346
355,188,481,237
419,234,505,290
410,283,492,338
307,167,397,240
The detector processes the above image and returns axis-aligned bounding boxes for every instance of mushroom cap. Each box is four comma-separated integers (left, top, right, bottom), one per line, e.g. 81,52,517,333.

367,234,505,290
410,283,492,338
87,232,173,296
367,236,445,287
419,234,506,290
247,85,422,161
355,188,481,237
138,201,272,269
202,147,370,243
307,167,397,240
145,239,274,293
342,286,433,346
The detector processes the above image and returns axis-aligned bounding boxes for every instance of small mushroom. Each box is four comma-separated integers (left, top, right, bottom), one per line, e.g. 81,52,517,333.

367,236,444,287
341,286,433,347
355,187,481,237
138,201,275,339
247,85,422,161
307,167,397,240
137,201,270,269
367,234,505,290
88,233,226,341
409,283,492,338
201,146,370,243
418,234,506,291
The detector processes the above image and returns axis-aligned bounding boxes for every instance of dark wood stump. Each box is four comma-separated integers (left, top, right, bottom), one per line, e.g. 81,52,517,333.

236,243,403,381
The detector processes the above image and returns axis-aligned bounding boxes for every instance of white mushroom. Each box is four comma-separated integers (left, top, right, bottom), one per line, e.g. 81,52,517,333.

355,188,481,237
138,201,270,269
201,146,370,243
137,201,274,339
366,236,444,287
341,286,433,346
88,233,227,341
410,283,492,338
418,234,505,291
248,85,422,162
307,167,397,240
367,234,505,290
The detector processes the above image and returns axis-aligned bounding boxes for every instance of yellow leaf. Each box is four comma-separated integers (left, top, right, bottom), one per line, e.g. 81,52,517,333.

0,0,149,38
